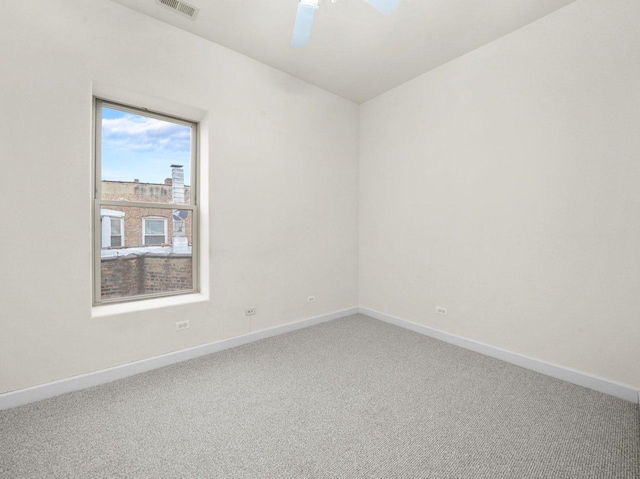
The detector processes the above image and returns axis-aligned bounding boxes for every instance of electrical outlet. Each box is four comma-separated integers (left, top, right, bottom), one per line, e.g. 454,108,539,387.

307,295,316,303
436,306,448,315
176,320,190,331
245,308,256,316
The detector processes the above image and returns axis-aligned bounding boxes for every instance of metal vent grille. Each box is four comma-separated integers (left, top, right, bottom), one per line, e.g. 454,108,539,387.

157,0,199,19
177,2,196,17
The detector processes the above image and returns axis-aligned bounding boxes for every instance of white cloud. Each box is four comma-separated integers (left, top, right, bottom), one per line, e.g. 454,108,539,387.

102,114,191,153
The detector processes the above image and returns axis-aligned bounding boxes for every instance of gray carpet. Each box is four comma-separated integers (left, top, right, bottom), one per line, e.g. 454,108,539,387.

1,314,638,478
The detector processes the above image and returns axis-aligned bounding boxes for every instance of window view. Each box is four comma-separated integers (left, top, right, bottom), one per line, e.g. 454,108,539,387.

94,99,198,304
143,217,167,246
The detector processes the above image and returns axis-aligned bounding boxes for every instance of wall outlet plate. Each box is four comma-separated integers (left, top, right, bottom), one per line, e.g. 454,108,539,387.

436,306,448,315
307,295,316,303
176,320,190,331
245,308,256,316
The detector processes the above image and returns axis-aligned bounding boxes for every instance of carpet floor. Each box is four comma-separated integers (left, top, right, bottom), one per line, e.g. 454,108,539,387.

1,314,638,478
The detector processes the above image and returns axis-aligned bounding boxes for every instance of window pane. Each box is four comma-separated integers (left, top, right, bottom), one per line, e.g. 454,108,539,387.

145,219,165,236
100,207,194,301
100,106,192,205
144,235,165,246
110,218,121,235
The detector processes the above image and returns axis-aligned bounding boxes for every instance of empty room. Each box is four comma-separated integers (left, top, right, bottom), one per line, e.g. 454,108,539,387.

1,0,638,477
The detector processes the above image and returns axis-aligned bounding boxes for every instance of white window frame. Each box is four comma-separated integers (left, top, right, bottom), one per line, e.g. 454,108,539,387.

93,98,199,305
142,216,168,246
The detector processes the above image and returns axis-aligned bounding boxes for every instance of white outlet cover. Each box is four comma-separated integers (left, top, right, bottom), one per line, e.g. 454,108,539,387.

176,320,190,330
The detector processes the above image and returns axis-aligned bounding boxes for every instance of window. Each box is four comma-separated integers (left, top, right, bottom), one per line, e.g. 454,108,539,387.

110,217,124,247
100,209,125,248
143,217,167,246
94,99,198,304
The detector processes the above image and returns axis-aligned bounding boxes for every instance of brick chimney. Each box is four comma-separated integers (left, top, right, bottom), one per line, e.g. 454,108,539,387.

170,165,189,254
171,165,185,204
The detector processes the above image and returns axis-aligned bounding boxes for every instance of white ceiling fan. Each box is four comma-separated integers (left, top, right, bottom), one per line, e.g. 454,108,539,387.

292,0,401,48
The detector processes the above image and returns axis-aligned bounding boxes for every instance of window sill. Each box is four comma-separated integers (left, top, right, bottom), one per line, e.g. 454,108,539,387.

91,292,209,318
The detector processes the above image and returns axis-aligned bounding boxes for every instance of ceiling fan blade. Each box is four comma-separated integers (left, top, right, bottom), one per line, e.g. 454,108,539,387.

363,0,400,15
291,0,319,48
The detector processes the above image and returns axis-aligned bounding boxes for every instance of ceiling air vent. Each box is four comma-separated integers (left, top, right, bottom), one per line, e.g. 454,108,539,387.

157,0,199,19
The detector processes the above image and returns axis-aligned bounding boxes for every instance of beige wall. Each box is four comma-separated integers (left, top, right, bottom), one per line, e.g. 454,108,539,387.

0,0,359,393
359,0,640,388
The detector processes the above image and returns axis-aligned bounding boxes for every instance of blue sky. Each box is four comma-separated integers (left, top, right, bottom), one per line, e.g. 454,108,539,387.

101,107,192,185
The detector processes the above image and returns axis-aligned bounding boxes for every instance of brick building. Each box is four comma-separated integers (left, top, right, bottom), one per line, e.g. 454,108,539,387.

101,254,193,300
99,165,194,299
100,165,193,250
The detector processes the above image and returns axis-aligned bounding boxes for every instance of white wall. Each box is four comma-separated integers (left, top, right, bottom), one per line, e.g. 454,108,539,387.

360,0,640,389
3,0,638,397
0,0,359,393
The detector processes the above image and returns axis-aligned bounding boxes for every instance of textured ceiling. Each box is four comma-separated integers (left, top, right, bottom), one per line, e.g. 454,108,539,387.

109,0,577,103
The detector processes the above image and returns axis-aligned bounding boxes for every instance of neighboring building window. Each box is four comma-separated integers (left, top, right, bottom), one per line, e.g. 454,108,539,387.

110,218,124,247
94,99,198,304
100,209,125,249
143,217,167,246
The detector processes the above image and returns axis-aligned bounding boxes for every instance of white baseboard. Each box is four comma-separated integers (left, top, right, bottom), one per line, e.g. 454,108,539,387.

359,307,640,405
0,307,358,411
3,306,637,410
